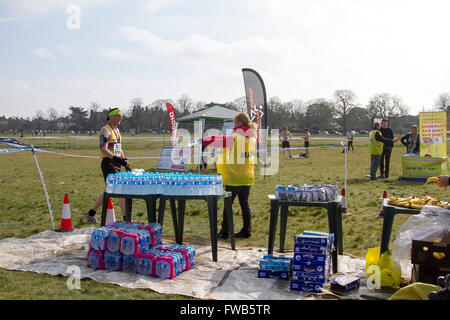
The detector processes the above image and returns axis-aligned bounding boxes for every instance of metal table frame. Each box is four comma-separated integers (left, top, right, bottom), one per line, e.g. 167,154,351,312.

101,191,235,262
267,195,343,274
380,198,420,254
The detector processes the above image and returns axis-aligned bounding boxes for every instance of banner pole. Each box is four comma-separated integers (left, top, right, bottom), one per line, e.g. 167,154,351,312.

31,146,55,230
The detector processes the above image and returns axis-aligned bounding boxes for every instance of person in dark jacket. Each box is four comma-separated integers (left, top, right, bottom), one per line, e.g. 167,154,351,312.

400,125,420,155
379,118,395,178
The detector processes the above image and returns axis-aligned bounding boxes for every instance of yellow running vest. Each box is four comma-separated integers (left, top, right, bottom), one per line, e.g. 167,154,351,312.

369,129,383,155
216,132,256,186
100,123,122,158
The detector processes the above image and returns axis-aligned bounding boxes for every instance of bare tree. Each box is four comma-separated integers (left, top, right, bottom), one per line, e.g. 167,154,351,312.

231,96,248,113
366,93,408,120
47,107,58,132
434,92,450,113
177,94,194,115
333,89,359,135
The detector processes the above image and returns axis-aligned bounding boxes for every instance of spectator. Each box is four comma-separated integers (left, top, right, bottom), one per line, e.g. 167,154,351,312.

379,119,395,178
400,124,420,155
369,122,400,180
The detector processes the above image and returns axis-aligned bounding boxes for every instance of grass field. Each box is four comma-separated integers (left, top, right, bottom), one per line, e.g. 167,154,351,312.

1,133,449,299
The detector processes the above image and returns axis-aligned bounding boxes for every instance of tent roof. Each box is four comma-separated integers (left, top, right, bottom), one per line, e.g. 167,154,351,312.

177,104,238,123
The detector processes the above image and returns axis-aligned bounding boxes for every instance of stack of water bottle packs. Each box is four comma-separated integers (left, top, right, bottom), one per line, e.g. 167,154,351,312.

258,254,293,280
87,221,196,279
290,231,334,293
106,169,223,196
275,184,338,202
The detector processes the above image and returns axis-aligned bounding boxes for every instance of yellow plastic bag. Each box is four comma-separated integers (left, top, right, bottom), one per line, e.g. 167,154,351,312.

365,246,402,289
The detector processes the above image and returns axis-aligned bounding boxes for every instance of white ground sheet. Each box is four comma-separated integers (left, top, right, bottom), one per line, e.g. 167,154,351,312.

0,227,401,300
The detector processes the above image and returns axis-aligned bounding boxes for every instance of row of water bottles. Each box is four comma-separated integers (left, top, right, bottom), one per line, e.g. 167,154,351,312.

106,169,223,196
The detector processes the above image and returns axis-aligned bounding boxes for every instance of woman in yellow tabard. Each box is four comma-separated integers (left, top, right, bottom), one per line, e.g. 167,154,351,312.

202,112,257,239
84,108,131,224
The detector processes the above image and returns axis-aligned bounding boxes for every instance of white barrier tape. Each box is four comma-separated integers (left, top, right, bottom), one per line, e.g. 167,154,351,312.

33,144,343,160
0,147,32,154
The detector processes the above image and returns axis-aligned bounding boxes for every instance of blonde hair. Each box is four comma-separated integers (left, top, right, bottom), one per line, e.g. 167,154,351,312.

234,112,258,130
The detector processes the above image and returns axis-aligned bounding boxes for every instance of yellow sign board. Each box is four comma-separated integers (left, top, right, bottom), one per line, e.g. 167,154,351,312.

402,155,449,179
419,112,447,157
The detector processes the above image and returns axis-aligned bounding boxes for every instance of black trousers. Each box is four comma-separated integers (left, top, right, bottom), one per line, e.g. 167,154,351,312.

380,146,393,176
221,185,252,235
347,140,354,151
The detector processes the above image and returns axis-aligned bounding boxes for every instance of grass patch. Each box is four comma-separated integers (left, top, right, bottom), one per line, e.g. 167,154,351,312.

1,133,450,299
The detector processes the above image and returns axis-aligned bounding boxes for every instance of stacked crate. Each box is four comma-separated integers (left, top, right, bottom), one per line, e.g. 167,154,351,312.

290,231,334,293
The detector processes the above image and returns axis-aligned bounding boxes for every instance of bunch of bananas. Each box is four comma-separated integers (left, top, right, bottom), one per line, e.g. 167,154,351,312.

388,194,450,210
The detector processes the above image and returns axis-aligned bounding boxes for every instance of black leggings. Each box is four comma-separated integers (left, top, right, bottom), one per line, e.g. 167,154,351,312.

221,185,252,235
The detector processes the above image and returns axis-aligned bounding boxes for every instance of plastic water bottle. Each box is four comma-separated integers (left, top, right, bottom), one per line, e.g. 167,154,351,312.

106,175,114,194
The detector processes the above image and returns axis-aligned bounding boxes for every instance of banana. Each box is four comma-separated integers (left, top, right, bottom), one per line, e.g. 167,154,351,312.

424,177,439,185
388,193,449,210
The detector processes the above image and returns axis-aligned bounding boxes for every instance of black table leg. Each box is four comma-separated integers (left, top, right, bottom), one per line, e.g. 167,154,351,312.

158,196,166,226
224,195,235,250
207,196,218,262
279,205,289,253
268,199,279,254
177,199,186,244
100,192,109,226
124,198,132,222
170,199,180,244
336,203,343,255
146,196,157,223
380,206,396,255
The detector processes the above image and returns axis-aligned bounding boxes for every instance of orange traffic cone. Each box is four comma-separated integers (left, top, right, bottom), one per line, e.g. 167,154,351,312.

55,193,73,232
105,198,116,226
341,188,347,213
378,190,387,218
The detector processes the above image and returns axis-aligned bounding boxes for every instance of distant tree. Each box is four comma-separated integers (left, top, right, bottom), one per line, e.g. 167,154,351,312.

366,93,408,120
333,89,359,135
46,107,58,132
346,107,370,131
68,106,89,132
128,98,145,134
231,96,248,113
177,94,194,115
433,92,450,113
304,99,335,131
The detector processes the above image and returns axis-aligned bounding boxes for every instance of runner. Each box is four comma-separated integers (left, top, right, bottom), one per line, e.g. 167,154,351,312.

84,108,131,224
302,128,310,157
279,126,292,158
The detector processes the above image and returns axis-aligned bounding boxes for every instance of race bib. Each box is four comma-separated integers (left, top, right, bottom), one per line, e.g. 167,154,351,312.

114,143,122,157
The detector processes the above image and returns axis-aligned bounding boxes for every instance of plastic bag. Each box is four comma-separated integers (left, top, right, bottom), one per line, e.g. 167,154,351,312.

391,205,450,262
366,246,402,289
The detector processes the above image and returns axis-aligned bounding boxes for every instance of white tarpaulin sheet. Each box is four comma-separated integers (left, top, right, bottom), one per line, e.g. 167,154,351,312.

0,228,396,300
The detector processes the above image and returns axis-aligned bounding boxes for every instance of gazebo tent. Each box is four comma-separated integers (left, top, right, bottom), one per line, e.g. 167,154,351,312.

176,104,238,123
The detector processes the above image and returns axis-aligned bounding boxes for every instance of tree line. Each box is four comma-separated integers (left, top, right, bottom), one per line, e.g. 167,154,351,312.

2,90,449,135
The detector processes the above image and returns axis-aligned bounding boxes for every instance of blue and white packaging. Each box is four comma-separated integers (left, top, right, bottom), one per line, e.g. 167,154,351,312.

294,252,328,265
292,271,326,284
290,280,324,293
258,269,290,280
294,243,330,255
104,250,123,271
123,255,138,273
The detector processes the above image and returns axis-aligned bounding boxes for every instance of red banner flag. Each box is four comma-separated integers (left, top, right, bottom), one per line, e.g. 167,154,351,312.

166,103,177,137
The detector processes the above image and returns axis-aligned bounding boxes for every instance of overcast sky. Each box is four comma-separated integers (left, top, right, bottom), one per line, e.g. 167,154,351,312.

0,0,449,118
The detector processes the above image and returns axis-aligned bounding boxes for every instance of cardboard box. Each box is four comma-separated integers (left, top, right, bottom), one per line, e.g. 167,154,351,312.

258,269,291,280
292,271,326,284
329,275,360,294
294,243,331,255
293,252,329,265
290,280,323,293
294,231,334,247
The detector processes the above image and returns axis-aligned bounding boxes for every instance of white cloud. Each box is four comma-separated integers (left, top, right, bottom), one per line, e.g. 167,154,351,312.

97,48,147,62
32,48,56,62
